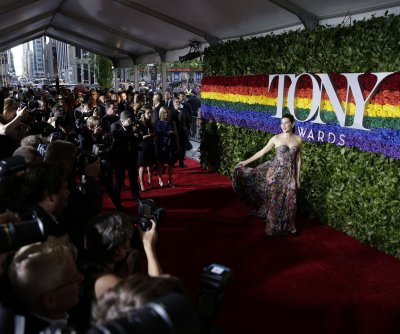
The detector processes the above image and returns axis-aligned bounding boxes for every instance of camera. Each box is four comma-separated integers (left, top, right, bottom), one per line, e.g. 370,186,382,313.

27,100,40,110
76,150,99,177
91,143,112,173
92,144,108,161
53,106,66,115
137,199,165,231
37,143,48,158
20,100,40,111
0,156,25,183
197,264,234,326
0,217,46,253
0,156,26,213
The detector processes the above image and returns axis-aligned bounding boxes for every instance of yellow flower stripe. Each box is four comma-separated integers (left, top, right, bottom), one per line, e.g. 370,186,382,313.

201,92,400,118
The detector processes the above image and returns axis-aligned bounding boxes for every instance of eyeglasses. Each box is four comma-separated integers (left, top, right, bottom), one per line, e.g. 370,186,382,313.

51,273,83,291
52,276,82,292
36,272,82,300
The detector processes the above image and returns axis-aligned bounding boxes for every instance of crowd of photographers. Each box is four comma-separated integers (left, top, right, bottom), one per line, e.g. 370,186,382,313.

0,84,214,334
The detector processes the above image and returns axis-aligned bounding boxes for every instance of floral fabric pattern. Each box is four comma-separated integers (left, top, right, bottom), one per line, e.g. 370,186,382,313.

233,145,299,235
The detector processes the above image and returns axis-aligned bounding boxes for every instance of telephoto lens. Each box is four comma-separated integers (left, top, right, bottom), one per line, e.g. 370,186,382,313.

0,218,46,254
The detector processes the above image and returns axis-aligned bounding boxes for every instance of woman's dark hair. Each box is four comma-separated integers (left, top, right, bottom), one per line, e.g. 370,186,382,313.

84,212,134,263
282,113,295,133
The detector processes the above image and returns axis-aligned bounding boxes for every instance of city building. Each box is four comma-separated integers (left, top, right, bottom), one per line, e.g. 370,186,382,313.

43,39,73,82
0,50,15,87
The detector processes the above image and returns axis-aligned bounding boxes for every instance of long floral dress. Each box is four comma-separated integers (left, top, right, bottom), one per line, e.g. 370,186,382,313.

233,145,299,236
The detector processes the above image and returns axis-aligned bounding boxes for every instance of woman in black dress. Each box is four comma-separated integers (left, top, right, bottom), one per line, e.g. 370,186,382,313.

154,106,179,188
138,105,156,192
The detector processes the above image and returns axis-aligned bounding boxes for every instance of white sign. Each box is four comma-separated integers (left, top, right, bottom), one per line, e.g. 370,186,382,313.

269,72,393,130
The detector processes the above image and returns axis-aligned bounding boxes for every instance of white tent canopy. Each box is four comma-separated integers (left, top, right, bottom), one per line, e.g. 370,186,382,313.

1,0,400,66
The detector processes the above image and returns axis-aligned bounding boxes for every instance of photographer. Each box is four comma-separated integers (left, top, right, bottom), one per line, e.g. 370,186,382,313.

78,116,106,152
79,116,121,210
101,102,119,132
22,100,56,138
89,263,233,334
91,274,190,327
76,213,162,331
82,213,162,298
44,140,102,251
0,147,43,212
110,111,142,205
49,114,80,146
8,236,83,334
87,89,106,118
16,162,69,238
74,102,92,129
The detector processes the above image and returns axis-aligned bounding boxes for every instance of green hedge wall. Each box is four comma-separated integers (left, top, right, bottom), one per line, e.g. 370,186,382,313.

203,14,400,75
200,14,400,257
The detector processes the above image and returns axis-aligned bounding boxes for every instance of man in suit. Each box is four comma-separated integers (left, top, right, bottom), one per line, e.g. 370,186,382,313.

163,90,174,110
110,111,142,206
171,98,190,168
151,92,164,125
187,89,201,117
17,162,70,238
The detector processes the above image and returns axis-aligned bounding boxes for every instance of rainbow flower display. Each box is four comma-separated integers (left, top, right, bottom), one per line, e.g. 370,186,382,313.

201,73,400,159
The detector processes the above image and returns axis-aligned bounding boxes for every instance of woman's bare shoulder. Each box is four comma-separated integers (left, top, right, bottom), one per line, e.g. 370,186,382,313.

267,135,279,146
94,273,121,299
270,134,279,142
295,135,302,144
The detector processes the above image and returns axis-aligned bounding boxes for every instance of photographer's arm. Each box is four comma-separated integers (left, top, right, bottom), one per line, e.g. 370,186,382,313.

140,220,162,276
0,107,28,136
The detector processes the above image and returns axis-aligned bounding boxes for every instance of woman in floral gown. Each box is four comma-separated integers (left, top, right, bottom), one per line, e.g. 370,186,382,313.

233,114,302,236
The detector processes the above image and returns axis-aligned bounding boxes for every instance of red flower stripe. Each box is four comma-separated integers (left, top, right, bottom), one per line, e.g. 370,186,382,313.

202,85,400,106
202,72,400,90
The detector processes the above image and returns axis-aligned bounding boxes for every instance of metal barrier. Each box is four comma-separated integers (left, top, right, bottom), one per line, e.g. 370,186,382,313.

189,116,201,142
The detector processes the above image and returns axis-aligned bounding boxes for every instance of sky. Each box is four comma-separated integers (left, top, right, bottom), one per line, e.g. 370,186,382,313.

11,45,23,77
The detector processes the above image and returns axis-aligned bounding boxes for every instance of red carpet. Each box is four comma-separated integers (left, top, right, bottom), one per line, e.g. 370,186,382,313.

103,159,400,334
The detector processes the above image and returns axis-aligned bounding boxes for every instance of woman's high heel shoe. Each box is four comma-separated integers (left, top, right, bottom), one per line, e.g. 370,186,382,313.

140,184,147,192
147,181,153,189
158,179,164,188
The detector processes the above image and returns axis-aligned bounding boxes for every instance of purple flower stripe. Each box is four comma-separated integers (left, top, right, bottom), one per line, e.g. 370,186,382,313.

202,105,400,159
